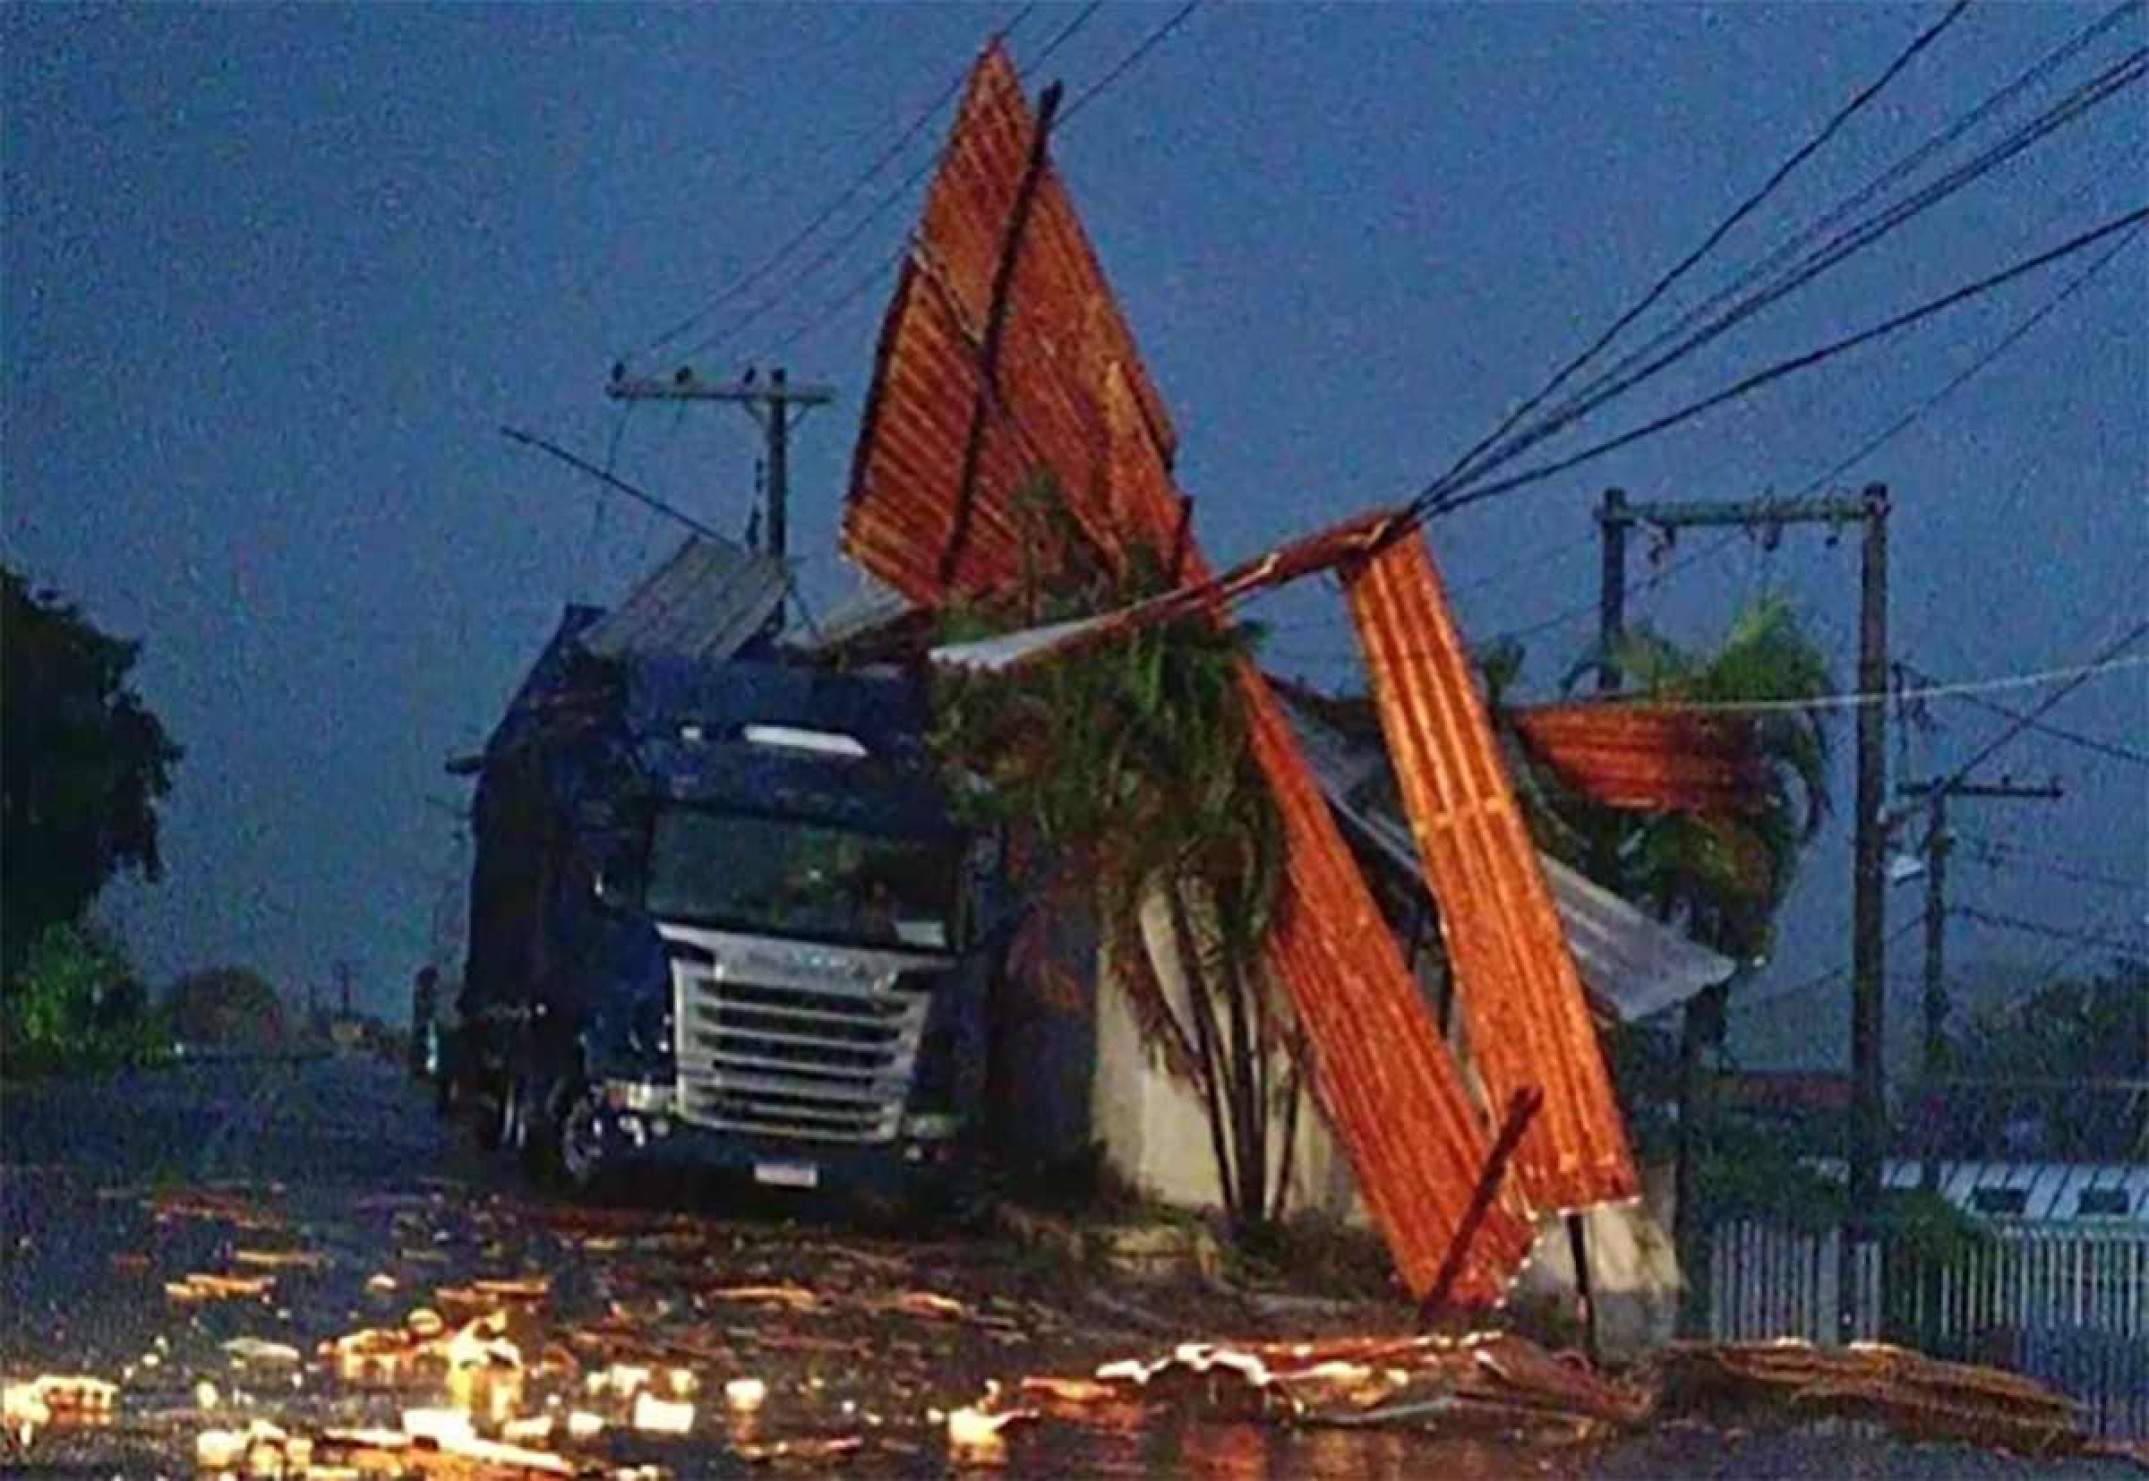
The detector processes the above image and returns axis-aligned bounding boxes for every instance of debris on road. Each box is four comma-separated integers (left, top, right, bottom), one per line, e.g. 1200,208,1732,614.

224,1336,306,1366
1651,1339,2093,1456
235,1246,331,1271
166,1271,277,1303
629,1390,693,1435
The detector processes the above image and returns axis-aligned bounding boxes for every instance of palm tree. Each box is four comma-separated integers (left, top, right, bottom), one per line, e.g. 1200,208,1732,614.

929,478,1301,1242
1512,595,1836,1335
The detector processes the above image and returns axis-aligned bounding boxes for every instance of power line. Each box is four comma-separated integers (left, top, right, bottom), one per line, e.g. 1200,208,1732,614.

1642,647,2149,714
1522,20,2147,475
1417,0,1972,510
1957,846,2148,895
1424,52,2148,522
636,3,1038,359
1794,223,2142,492
1951,904,2149,954
774,241,911,358
674,4,1103,365
1585,1,2142,426
1495,531,1743,647
1926,620,2149,793
1427,206,2149,520
500,425,733,545
1057,1,1202,126
1905,661,2149,767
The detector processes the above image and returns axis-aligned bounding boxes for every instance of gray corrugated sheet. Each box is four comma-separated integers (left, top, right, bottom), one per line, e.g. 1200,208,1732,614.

790,570,917,656
578,535,788,664
1282,699,1734,1023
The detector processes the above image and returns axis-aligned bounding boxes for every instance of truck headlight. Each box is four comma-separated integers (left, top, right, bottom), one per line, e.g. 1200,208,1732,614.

902,1111,960,1141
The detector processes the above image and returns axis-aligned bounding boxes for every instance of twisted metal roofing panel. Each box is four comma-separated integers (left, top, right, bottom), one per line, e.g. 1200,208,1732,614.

840,42,1550,1303
1513,703,1768,816
1345,532,1640,1213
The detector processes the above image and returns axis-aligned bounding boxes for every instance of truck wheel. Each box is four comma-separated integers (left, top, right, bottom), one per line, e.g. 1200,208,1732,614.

479,1073,530,1156
548,1079,609,1198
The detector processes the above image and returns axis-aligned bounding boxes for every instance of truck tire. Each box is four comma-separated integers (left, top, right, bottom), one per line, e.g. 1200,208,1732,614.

544,1077,609,1199
477,1073,529,1156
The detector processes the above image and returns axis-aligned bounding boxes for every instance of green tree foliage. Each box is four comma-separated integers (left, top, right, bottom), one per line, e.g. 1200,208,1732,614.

930,479,1301,1240
1945,955,2148,1160
2,566,182,976
0,921,169,1076
166,966,287,1048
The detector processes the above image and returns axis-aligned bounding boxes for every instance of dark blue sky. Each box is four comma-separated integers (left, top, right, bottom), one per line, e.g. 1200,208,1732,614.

5,3,2142,1059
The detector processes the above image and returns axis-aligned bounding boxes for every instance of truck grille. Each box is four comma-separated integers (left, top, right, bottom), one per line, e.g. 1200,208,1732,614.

671,965,928,1143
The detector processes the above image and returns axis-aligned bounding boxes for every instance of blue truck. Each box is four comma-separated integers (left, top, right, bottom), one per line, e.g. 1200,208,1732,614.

448,592,988,1207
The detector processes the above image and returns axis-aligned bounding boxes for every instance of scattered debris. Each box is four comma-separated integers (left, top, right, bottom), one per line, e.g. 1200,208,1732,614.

3,1381,51,1446
166,1271,276,1303
945,1403,1031,1467
630,1390,694,1435
1652,1339,2092,1456
880,1290,968,1321
222,1337,304,1366
700,1283,819,1313
234,1247,329,1271
733,1434,864,1466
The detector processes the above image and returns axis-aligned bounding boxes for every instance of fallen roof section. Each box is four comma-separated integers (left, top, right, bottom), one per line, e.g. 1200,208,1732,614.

1346,530,1639,1214
1281,698,1736,1023
576,535,787,665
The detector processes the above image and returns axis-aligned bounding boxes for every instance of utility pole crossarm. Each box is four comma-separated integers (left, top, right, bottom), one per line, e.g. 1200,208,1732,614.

1603,494,1874,529
605,373,835,406
603,365,836,597
1899,779,2064,800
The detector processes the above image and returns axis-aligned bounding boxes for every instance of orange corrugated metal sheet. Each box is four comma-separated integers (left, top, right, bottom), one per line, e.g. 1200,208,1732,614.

1237,660,1535,1304
1512,703,1767,815
845,43,1174,605
841,42,1551,1304
1345,533,1639,1214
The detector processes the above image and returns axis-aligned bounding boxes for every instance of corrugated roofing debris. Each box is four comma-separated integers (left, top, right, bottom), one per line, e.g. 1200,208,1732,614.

1281,699,1735,1022
840,40,1646,1302
844,42,1178,605
577,536,787,665
1512,703,1769,816
1345,532,1639,1214
1239,661,1536,1304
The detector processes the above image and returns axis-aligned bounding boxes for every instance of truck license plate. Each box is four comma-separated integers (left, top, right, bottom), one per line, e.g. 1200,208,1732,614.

753,1161,819,1189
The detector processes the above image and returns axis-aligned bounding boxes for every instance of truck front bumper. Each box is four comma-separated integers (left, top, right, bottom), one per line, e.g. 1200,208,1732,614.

583,1078,962,1196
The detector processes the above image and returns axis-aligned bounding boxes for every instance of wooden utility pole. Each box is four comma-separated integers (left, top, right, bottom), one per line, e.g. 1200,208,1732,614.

1843,482,1889,1344
605,367,834,564
1898,777,2063,1188
1894,774,2059,1351
1597,486,1887,1341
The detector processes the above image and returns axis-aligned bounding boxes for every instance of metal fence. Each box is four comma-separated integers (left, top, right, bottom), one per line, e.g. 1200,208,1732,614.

1710,1219,2149,1437
1707,1219,1882,1344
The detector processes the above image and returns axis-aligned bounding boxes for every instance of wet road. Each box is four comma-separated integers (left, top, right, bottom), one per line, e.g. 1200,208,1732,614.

2,1055,2132,1477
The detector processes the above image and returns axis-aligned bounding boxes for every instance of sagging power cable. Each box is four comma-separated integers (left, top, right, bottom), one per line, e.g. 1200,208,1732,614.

1414,1,1972,515
1427,47,2148,520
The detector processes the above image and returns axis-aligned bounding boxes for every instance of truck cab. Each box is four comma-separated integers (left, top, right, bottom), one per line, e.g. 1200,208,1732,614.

456,622,989,1207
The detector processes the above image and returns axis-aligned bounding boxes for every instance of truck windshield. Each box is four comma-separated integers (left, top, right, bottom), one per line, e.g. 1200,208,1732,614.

643,807,960,952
